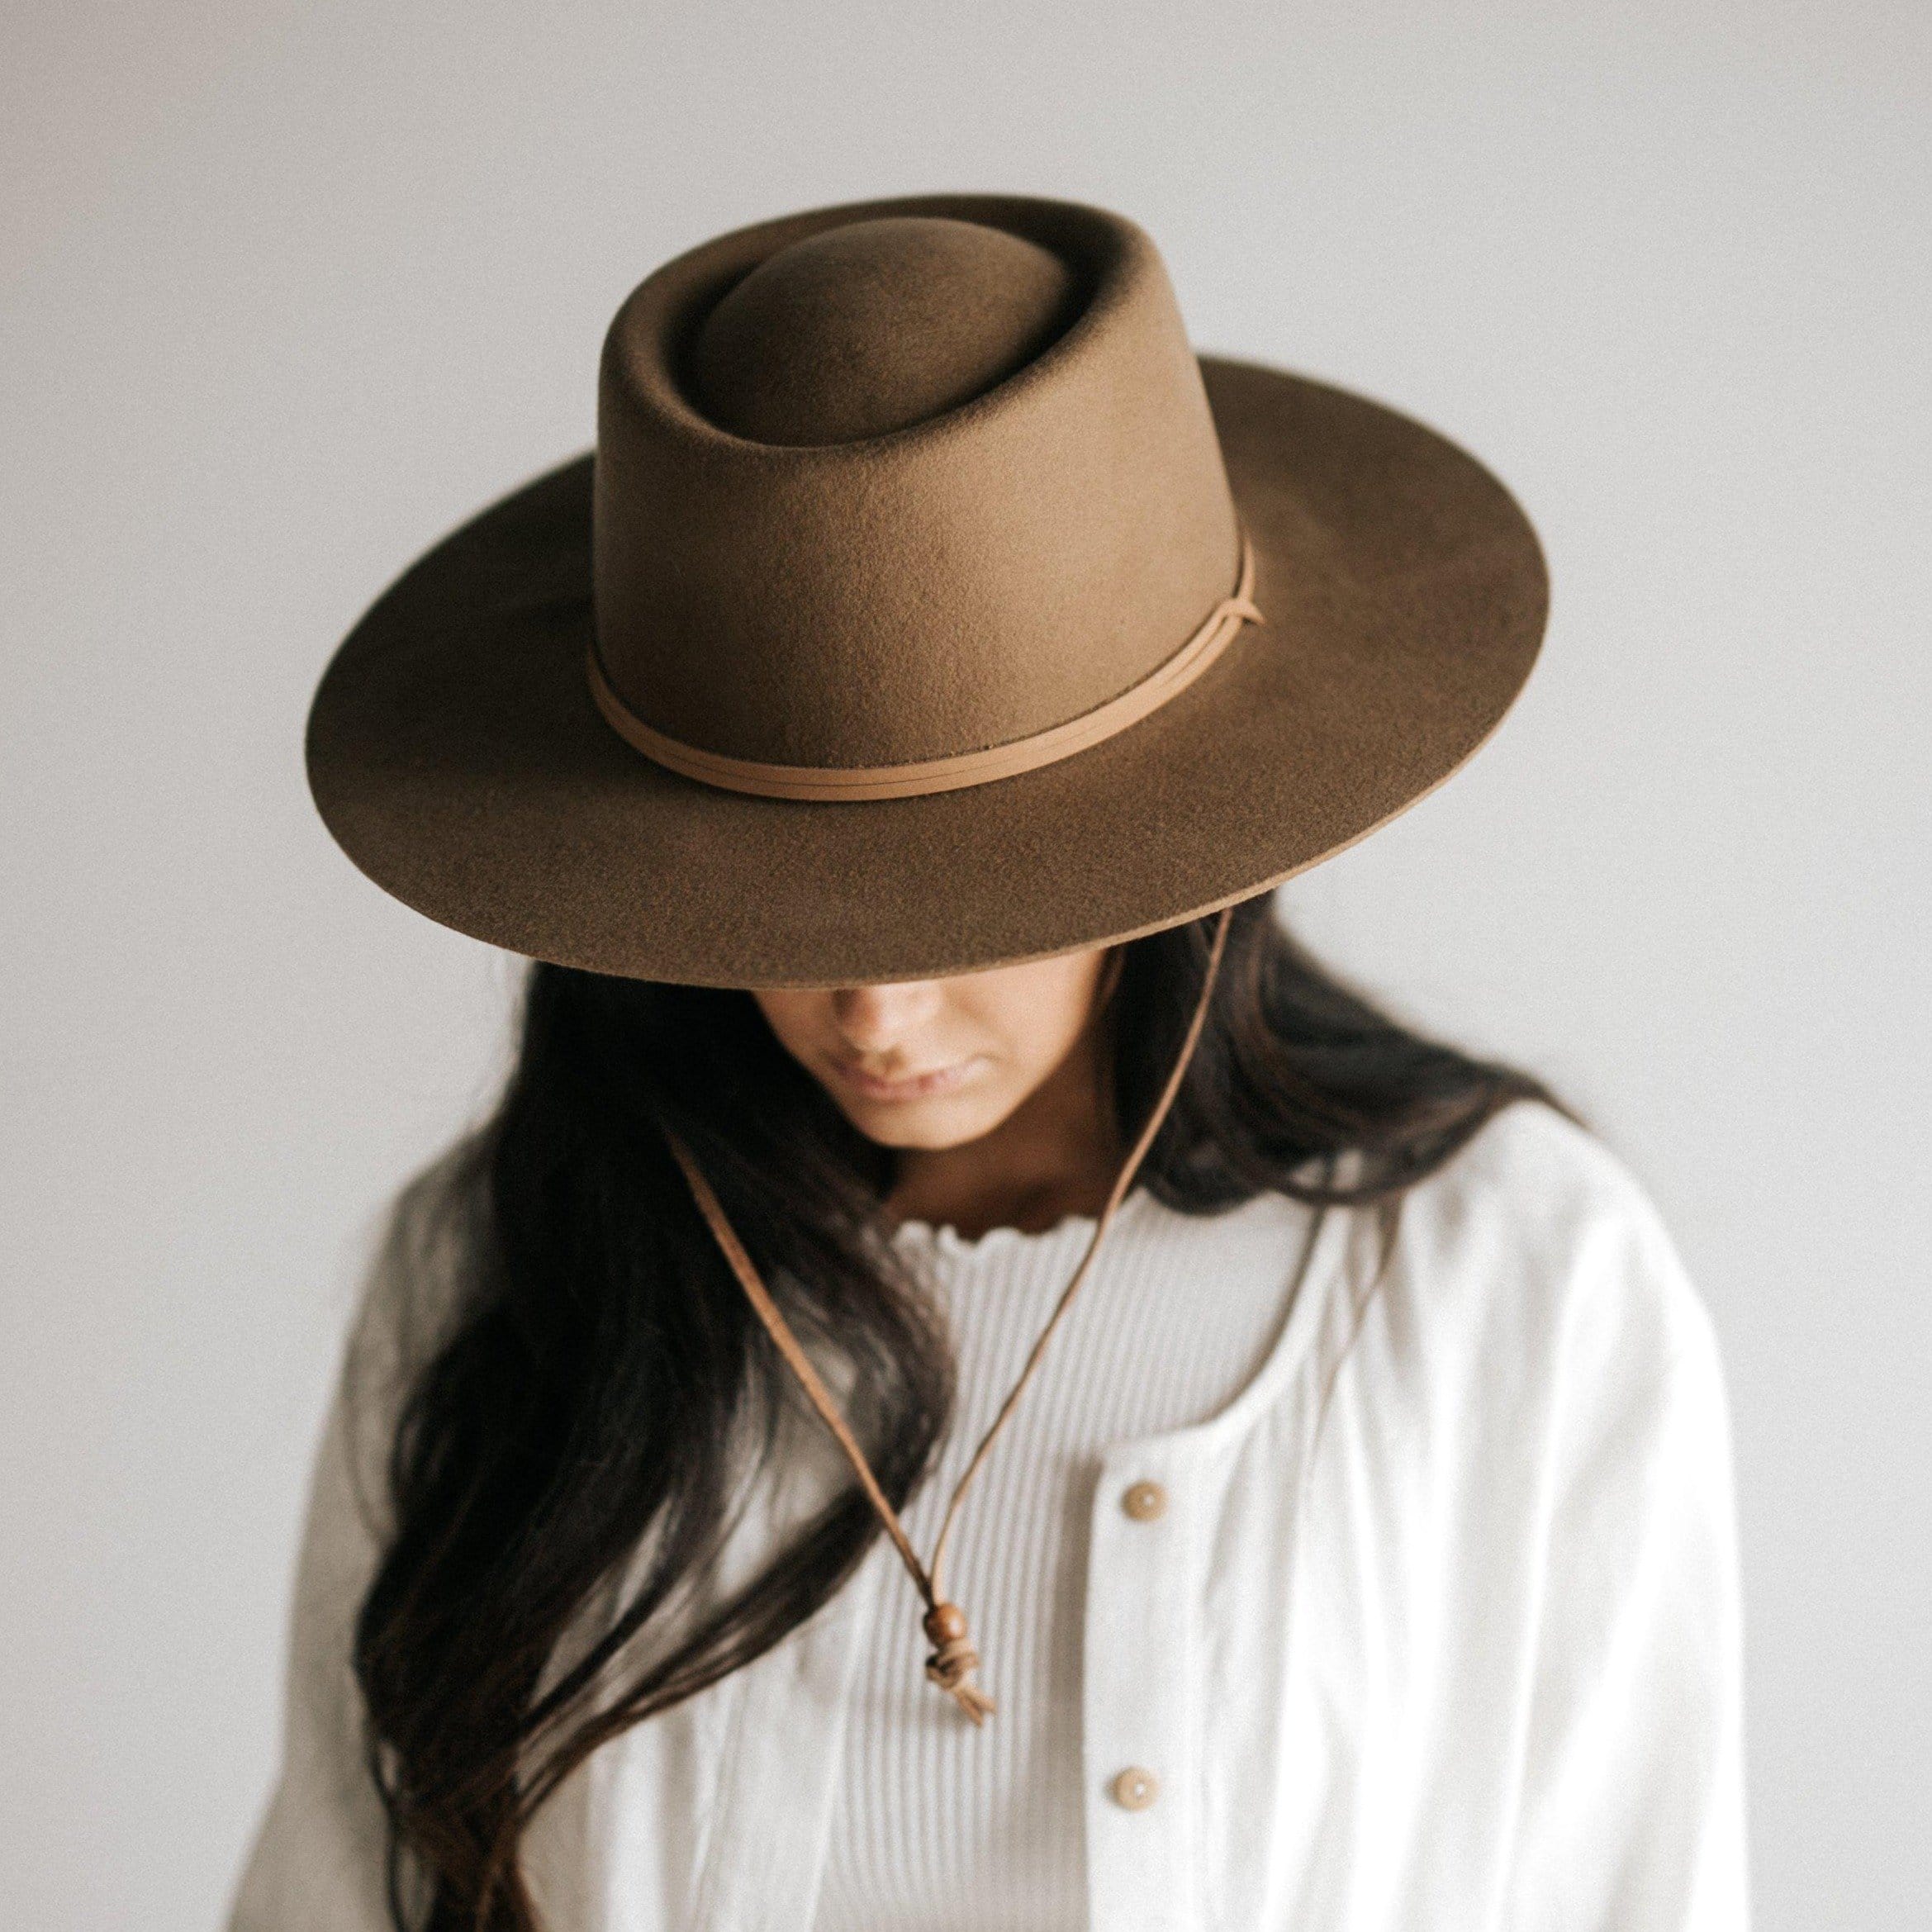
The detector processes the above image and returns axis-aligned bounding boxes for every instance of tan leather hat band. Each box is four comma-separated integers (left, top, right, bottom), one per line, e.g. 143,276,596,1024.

586,534,1261,801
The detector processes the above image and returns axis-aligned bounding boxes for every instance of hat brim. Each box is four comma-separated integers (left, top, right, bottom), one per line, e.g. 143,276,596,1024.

306,357,1546,988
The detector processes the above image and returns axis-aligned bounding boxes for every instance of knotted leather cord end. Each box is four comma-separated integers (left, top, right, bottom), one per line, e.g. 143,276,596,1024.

923,1602,996,1725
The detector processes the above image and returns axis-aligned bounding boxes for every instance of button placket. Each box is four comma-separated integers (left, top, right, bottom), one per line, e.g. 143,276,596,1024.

1081,1446,1202,1931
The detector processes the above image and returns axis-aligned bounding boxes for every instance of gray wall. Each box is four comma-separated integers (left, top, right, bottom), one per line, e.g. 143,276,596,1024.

3,3,1925,1925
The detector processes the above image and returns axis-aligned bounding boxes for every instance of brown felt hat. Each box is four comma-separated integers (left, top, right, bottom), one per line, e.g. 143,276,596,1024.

306,192,1547,989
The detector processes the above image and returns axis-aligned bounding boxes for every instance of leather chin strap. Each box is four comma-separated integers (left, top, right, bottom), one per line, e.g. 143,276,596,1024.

660,905,1234,1723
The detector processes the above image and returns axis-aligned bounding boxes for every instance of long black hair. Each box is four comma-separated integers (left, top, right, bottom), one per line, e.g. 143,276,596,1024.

351,890,1556,1928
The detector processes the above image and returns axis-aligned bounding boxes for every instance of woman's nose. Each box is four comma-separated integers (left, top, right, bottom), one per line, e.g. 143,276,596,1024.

829,980,943,1054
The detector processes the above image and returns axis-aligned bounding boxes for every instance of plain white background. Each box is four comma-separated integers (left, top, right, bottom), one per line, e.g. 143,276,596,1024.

3,2,1926,1925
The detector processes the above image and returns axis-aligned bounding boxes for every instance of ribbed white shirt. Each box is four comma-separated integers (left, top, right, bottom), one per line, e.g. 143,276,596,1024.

814,1187,1314,1931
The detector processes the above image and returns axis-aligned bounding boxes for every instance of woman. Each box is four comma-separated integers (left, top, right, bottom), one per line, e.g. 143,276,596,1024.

234,196,1746,1930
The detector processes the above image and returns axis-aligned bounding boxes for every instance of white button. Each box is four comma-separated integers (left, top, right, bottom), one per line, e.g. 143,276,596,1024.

1122,1479,1167,1521
1110,1765,1160,1811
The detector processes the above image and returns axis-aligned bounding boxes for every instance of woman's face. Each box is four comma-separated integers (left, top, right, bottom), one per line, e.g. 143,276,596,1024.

752,947,1113,1151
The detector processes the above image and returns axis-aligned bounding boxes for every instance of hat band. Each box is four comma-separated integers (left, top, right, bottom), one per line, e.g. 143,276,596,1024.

586,534,1262,801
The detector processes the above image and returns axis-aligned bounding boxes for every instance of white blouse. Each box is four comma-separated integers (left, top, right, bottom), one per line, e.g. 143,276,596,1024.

229,1102,1749,1931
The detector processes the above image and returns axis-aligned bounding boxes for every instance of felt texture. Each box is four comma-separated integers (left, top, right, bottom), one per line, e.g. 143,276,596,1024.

690,216,1077,445
305,197,1548,990
592,195,1240,769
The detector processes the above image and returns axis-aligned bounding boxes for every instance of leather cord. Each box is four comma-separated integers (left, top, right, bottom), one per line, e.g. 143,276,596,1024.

589,539,1262,801
660,904,1234,1721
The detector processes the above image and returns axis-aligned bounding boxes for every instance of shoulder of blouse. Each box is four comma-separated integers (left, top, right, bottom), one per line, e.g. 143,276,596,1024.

1398,1099,1703,1316
1361,1099,1726,1459
327,1134,484,1536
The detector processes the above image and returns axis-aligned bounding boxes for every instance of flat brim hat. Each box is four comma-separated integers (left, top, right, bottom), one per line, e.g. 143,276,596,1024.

306,193,1547,988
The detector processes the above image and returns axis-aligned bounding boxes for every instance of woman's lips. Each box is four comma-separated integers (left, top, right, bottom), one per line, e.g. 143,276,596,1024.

830,1055,984,1102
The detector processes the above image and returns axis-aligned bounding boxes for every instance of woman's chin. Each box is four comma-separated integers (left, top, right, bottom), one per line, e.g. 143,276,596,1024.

838,1085,1009,1152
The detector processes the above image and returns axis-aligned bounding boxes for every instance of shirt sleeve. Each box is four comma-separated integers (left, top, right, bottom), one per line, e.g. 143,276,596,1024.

1502,1180,1749,1930
226,1165,464,1932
